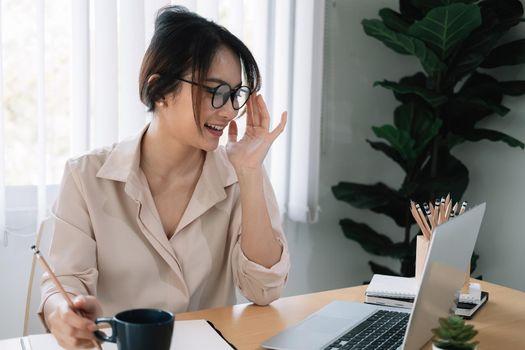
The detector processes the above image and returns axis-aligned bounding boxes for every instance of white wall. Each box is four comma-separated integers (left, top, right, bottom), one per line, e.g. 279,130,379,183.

281,0,525,299
0,186,59,339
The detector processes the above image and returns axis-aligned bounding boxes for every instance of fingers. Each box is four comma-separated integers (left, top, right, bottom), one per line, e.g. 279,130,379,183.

246,95,255,127
63,307,97,330
48,296,101,350
73,295,102,319
228,120,238,143
51,309,99,349
257,95,271,130
269,111,287,140
248,94,264,127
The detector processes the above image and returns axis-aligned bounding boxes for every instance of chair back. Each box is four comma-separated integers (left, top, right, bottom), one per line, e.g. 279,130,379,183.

23,217,54,335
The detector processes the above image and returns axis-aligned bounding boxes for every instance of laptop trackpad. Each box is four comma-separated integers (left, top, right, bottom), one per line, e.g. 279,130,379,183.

263,315,354,350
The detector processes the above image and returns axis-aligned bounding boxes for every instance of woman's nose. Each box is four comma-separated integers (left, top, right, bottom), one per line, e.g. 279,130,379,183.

219,97,237,120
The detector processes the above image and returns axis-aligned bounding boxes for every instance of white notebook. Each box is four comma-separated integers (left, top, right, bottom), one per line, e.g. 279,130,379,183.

365,274,418,299
23,320,234,350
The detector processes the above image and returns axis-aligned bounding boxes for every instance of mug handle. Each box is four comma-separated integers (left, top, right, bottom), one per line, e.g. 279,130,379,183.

94,317,117,343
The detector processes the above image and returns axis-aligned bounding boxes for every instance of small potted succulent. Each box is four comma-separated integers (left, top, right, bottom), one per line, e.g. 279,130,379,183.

432,315,478,350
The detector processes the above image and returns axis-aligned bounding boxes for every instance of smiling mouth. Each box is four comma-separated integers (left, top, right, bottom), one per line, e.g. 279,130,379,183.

204,123,225,131
204,122,225,136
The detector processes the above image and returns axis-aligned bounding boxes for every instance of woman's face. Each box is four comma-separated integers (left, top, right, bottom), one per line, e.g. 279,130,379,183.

160,46,242,152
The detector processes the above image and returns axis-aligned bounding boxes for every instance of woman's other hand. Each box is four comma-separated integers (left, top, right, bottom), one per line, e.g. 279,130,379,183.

44,294,102,349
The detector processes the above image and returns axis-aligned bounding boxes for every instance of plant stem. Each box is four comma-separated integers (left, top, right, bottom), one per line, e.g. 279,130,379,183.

430,72,444,182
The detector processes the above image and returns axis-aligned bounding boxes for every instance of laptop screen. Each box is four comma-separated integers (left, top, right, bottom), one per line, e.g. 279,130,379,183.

402,203,486,350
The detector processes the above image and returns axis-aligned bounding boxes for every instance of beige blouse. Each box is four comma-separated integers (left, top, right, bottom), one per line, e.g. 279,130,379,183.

39,125,290,319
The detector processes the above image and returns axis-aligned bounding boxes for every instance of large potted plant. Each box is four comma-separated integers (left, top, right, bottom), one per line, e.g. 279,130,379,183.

332,0,525,277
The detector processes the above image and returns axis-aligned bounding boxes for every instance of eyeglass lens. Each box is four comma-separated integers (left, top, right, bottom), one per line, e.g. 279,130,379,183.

212,84,251,110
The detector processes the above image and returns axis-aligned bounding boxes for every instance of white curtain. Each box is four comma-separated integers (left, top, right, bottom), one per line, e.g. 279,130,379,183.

0,0,324,246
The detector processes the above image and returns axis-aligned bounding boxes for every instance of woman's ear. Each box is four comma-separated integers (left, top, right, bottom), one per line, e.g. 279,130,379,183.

148,74,165,107
147,73,160,85
156,96,166,107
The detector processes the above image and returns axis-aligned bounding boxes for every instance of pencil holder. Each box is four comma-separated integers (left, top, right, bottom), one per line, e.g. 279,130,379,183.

461,263,471,293
415,235,429,284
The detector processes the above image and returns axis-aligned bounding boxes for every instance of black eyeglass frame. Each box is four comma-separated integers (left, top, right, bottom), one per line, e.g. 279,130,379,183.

177,77,252,110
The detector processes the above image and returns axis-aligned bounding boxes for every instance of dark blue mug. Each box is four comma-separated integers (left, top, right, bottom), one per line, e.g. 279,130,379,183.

94,308,174,350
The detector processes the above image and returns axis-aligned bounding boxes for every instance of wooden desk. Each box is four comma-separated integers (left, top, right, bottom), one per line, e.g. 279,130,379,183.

2,280,524,349
177,280,525,349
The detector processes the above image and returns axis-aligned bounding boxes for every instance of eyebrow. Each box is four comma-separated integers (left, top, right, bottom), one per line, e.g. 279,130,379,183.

205,78,242,88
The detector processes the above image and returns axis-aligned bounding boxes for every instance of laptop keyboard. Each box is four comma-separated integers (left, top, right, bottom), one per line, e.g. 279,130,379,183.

323,310,409,350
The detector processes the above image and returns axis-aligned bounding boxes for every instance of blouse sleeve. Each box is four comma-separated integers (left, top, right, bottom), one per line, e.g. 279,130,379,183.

37,159,99,323
231,169,290,306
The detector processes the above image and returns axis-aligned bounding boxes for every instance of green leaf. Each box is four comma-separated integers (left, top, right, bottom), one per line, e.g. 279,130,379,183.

392,73,429,104
456,73,509,116
460,128,525,149
408,3,482,59
498,81,525,96
481,39,525,68
394,101,443,155
459,73,525,97
362,19,447,75
372,125,417,160
340,221,409,259
400,0,425,21
440,97,492,132
446,10,505,85
374,80,448,107
394,103,413,133
411,0,478,11
459,72,504,101
415,118,442,155
458,97,510,116
369,261,400,276
413,146,469,200
339,219,393,256
332,182,397,208
479,0,524,31
448,0,524,81
332,182,407,227
379,8,411,34
366,140,408,171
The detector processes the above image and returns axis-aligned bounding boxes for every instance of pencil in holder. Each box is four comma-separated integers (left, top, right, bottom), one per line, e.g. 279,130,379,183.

415,235,429,284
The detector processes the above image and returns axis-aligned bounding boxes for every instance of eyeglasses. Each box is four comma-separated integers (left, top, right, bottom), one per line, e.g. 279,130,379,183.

177,77,252,110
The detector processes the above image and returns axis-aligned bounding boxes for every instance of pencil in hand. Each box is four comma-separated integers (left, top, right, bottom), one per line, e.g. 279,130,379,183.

31,245,102,350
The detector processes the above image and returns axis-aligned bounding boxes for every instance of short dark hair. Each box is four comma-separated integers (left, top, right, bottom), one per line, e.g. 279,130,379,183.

139,5,261,122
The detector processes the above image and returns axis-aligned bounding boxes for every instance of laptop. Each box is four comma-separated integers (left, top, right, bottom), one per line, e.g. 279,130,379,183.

262,203,486,350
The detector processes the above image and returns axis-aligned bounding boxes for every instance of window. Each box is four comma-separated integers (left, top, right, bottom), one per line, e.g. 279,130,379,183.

0,0,323,243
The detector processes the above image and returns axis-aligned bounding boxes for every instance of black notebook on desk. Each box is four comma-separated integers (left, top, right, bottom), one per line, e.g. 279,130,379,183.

365,291,489,319
454,291,489,319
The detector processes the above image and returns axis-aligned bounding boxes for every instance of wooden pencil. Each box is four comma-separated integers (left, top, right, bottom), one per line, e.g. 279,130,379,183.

31,246,102,350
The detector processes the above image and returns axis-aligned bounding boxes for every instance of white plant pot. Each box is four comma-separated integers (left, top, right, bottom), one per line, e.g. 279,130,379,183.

432,345,478,350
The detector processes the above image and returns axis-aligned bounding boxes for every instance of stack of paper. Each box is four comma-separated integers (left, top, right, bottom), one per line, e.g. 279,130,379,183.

364,274,417,308
23,320,234,350
364,274,489,319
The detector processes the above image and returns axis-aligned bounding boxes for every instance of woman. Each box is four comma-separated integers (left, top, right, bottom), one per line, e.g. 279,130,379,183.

40,6,290,349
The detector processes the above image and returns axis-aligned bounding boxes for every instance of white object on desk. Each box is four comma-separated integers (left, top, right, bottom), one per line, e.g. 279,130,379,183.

9,320,233,350
458,282,482,303
365,274,418,299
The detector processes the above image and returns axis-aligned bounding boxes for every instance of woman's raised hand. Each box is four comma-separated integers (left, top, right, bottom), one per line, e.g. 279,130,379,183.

226,94,287,172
